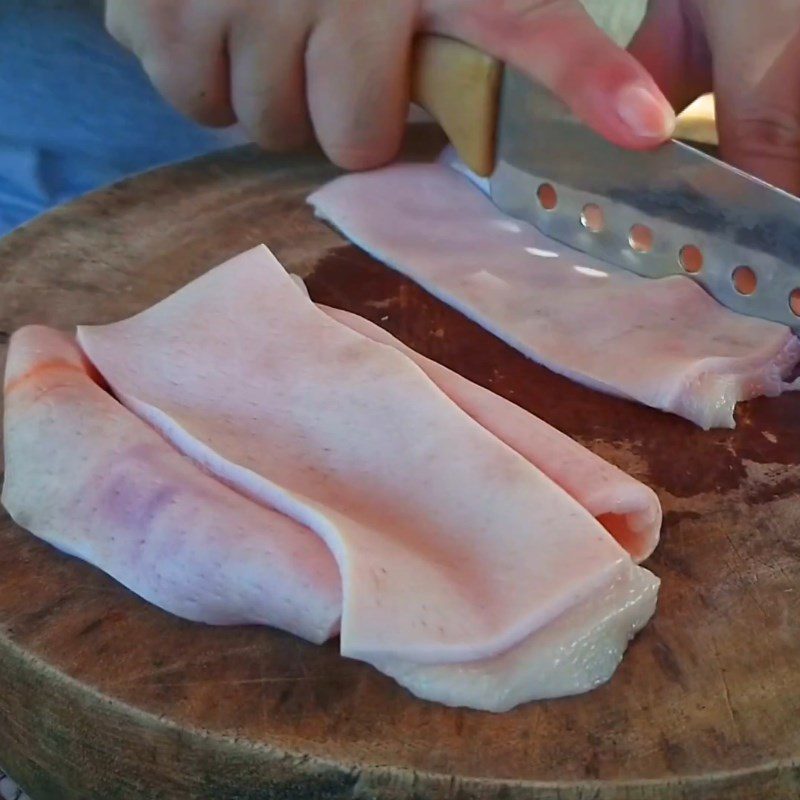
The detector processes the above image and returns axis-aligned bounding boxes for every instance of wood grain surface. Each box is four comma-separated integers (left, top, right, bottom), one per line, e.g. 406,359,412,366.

0,128,798,800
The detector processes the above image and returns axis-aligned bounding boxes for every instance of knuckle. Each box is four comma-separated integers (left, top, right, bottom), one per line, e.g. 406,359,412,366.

449,0,580,45
322,140,398,171
105,0,184,55
728,107,800,158
315,110,405,170
143,0,185,50
194,104,236,128
182,95,234,127
252,119,312,152
141,58,226,124
236,85,312,151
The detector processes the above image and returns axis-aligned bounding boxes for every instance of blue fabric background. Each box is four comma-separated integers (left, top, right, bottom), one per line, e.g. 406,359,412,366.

0,0,242,235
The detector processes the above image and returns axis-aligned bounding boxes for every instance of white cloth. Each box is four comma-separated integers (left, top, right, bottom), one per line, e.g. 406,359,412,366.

0,770,30,800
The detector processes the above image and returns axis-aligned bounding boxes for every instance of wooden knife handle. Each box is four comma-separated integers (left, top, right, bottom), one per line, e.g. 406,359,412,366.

411,34,503,177
674,94,718,146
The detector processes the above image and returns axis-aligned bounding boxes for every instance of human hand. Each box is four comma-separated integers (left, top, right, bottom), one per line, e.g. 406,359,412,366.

106,0,675,170
631,0,800,194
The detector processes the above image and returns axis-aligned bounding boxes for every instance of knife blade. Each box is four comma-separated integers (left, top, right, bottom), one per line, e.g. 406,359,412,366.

412,36,800,332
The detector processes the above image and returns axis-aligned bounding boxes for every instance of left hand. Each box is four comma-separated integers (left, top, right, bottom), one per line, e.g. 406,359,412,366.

630,0,800,194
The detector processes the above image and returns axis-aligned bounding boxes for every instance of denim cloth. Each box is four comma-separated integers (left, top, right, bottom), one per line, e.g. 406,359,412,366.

0,0,242,236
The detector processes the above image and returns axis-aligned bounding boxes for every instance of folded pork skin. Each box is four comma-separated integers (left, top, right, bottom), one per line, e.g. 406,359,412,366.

2,325,342,643
74,245,658,704
323,305,660,563
3,247,661,710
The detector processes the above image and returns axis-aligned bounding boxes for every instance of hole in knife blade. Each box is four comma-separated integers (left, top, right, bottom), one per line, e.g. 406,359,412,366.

580,204,605,233
679,244,703,274
628,224,654,254
790,289,800,316
536,183,558,211
732,266,757,296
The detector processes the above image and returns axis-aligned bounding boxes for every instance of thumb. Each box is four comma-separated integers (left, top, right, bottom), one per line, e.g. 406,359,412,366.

426,0,675,149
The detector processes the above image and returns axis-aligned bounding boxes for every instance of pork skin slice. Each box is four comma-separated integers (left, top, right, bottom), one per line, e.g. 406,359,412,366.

2,325,341,643
308,161,800,429
377,560,658,711
76,245,645,674
322,305,661,563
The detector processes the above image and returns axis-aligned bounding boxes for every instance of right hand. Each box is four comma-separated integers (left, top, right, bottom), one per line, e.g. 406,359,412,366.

106,0,676,170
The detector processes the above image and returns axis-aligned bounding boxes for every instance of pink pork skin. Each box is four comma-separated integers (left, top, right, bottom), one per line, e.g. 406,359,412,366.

323,305,660,564
308,158,800,429
2,326,342,643
3,247,661,710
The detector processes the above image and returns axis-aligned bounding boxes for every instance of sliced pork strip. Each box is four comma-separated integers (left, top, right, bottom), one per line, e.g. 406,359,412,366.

2,326,342,643
77,245,635,667
377,560,659,711
308,162,800,429
323,305,661,562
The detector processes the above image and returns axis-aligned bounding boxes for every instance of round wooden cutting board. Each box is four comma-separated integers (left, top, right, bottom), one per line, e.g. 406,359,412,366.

0,129,798,800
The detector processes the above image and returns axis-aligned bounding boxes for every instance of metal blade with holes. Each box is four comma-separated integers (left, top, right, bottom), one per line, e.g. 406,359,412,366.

489,67,800,330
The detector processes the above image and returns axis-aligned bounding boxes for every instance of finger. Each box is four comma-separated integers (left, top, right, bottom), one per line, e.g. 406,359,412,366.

712,22,800,193
104,0,138,51
106,0,235,127
427,0,675,149
306,1,415,169
228,5,313,151
628,0,712,112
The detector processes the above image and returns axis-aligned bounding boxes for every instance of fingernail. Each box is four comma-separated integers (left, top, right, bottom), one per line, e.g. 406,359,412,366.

616,83,675,140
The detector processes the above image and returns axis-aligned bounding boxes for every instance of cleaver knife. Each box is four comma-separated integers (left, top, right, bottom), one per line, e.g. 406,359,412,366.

411,35,800,331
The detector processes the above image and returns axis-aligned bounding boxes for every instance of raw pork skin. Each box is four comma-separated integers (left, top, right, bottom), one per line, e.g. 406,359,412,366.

309,157,800,429
2,326,341,643
3,246,661,710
